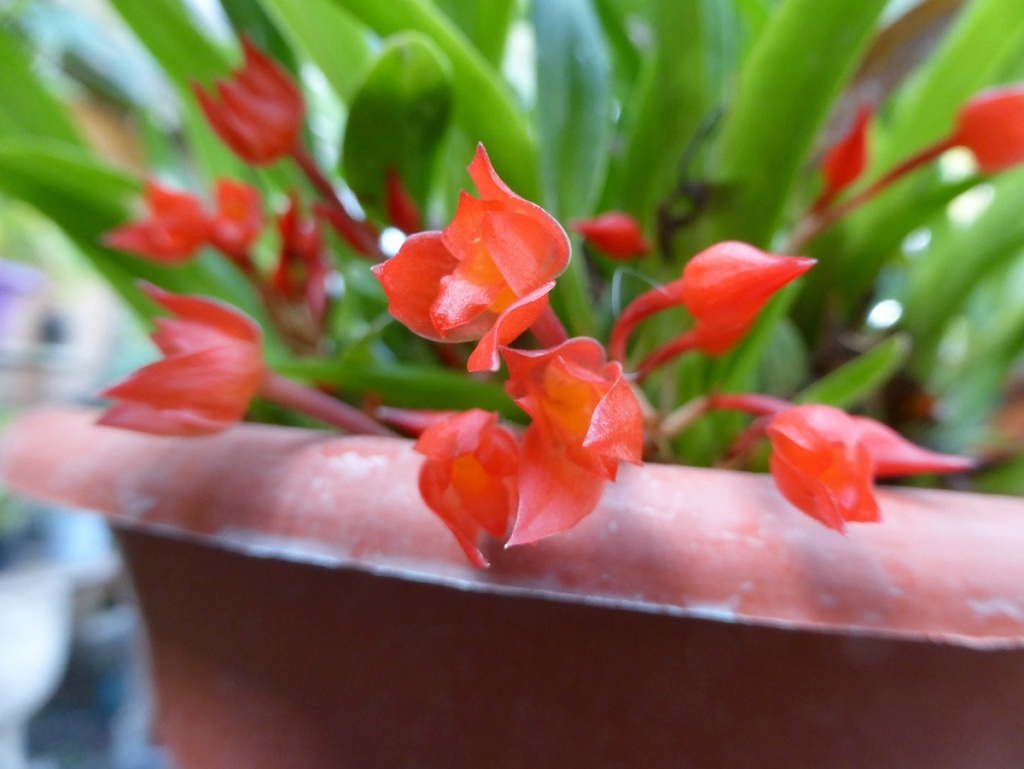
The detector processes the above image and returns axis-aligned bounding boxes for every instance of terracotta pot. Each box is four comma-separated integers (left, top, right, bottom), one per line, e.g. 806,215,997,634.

2,406,1024,768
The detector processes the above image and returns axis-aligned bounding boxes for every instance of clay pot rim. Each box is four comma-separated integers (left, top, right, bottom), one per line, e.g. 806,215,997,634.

2,405,1023,649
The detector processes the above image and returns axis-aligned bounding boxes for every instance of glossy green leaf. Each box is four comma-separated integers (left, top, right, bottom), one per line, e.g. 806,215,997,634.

221,0,299,77
433,0,517,67
607,0,706,229
342,33,454,219
331,0,538,199
902,170,1024,346
796,333,910,409
0,27,82,146
270,358,517,418
703,0,887,247
533,0,612,219
259,0,373,104
107,0,228,86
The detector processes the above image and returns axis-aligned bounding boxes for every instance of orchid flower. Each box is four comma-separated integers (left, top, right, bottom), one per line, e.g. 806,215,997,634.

193,38,304,165
415,409,520,567
373,144,571,372
502,338,643,545
766,404,974,533
104,180,210,264
610,242,815,373
571,211,650,260
208,179,264,258
99,284,266,436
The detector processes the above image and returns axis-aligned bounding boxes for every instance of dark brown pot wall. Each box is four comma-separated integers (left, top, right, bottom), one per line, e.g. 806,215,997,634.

118,527,1024,769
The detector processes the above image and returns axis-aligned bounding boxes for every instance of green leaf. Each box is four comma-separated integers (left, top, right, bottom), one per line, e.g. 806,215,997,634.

331,0,539,199
702,0,887,247
902,170,1024,347
533,0,612,220
796,333,910,409
221,0,300,77
270,358,518,418
259,0,373,104
432,0,517,67
0,26,82,146
342,33,454,219
107,0,228,86
606,0,706,224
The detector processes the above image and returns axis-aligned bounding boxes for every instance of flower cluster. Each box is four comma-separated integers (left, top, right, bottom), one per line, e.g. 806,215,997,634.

97,41,990,568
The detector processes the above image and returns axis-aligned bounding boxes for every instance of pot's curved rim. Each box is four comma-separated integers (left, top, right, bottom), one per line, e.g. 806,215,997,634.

2,406,1023,648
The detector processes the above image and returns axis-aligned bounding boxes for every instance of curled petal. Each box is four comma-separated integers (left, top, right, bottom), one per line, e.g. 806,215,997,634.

506,426,607,547
142,283,262,345
466,283,554,373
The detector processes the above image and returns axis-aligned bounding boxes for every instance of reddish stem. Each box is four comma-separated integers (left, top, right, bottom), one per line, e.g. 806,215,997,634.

290,146,383,260
609,286,680,362
793,137,956,250
707,393,793,417
635,329,699,380
260,372,394,436
531,305,570,349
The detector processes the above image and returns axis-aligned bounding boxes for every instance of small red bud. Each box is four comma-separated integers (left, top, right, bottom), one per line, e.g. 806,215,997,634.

571,212,650,259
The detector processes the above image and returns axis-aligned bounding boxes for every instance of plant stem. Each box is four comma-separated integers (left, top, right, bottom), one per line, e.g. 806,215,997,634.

260,372,394,436
290,146,384,260
789,138,955,251
635,329,698,381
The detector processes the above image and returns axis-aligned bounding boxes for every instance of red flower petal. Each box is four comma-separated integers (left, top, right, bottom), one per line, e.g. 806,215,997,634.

853,417,975,478
816,105,872,210
951,86,1024,173
571,211,650,259
506,425,608,546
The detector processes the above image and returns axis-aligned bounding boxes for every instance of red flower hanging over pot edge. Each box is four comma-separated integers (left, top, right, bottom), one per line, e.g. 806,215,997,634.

766,404,974,533
502,337,643,545
372,144,571,372
99,284,266,436
415,409,520,567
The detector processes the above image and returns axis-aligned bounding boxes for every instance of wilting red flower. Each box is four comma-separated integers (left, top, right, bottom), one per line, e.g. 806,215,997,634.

273,195,328,322
99,284,265,436
386,167,422,234
502,338,643,545
415,409,520,567
815,105,872,211
571,211,650,259
208,179,263,257
950,85,1024,173
766,405,974,533
104,180,210,264
373,144,571,372
194,38,304,165
610,242,815,370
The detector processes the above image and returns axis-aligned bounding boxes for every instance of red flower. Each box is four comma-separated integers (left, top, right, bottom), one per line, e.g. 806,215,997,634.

502,338,643,545
372,144,571,372
815,105,872,211
949,86,1024,173
766,405,974,533
273,195,328,322
193,38,304,165
99,284,266,436
104,180,210,264
610,242,814,370
571,211,650,259
415,409,520,567
385,167,422,234
208,179,263,257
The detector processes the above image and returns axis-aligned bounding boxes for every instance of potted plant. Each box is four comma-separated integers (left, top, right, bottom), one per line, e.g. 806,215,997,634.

2,0,1024,765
